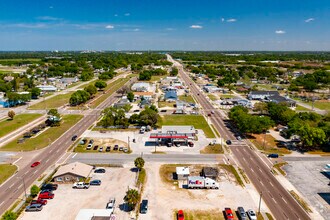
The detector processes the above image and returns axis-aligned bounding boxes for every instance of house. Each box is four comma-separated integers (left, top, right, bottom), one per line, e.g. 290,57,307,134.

139,99,152,108
202,167,219,180
267,95,296,107
133,92,153,100
131,82,151,92
53,162,93,183
36,85,57,92
203,86,222,93
176,167,190,180
164,90,177,101
247,91,279,100
61,77,79,85
113,98,130,108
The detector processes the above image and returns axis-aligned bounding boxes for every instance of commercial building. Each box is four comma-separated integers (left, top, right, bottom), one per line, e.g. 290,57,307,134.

149,125,196,145
131,82,151,92
36,85,58,92
75,209,113,220
53,162,93,183
248,91,279,100
176,167,190,180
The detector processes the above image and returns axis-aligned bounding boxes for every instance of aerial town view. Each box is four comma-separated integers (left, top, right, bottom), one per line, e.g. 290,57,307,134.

0,1,329,220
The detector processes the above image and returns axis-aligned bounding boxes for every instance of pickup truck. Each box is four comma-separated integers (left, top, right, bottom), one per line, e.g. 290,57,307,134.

72,182,90,189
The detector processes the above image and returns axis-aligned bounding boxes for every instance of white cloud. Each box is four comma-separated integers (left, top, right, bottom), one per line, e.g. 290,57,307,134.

114,14,118,17
305,18,315,23
105,25,114,29
36,16,60,21
49,6,53,9
226,18,237,22
165,28,175,31
124,13,130,16
133,28,140,31
190,25,203,29
2,23,48,29
275,30,286,34
221,18,225,22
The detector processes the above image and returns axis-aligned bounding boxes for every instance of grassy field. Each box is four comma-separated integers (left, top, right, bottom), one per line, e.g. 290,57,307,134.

294,99,330,111
178,95,195,103
208,94,218,101
90,77,130,108
0,114,42,138
295,105,311,111
158,101,175,108
289,190,312,213
249,134,291,155
173,210,225,220
220,94,236,99
28,92,74,110
273,162,288,176
0,164,17,185
159,115,215,138
219,164,244,187
200,144,224,154
1,115,83,151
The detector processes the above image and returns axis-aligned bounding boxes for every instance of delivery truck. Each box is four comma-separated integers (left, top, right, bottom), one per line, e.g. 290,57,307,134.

187,176,219,189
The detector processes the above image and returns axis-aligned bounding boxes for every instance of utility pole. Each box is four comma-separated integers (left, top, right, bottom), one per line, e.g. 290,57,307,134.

18,176,27,201
258,191,263,214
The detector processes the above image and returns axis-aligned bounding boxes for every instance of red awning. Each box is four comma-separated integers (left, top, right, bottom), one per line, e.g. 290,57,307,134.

150,134,188,139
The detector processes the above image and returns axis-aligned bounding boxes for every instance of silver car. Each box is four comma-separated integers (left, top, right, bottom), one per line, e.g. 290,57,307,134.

237,207,247,220
26,204,43,212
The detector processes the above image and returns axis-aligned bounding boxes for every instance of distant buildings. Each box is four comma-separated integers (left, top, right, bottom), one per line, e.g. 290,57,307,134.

164,90,178,101
36,85,57,92
248,91,296,107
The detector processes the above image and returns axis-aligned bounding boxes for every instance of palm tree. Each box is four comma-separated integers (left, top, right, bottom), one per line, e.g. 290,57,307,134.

134,157,145,171
124,189,139,211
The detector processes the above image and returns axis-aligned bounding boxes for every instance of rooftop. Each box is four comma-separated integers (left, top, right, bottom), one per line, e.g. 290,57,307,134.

53,162,93,179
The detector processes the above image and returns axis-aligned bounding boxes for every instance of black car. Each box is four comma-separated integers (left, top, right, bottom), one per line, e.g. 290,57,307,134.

90,179,102,185
71,135,78,141
40,189,53,194
140,199,148,214
93,145,99,150
113,145,119,150
106,146,111,152
89,139,94,144
268,153,279,158
94,168,106,173
41,183,58,191
226,140,232,145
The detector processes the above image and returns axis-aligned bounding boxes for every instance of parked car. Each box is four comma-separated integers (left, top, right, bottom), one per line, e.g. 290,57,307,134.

106,198,116,214
113,145,119,150
99,147,103,152
80,139,87,145
106,146,111,152
247,209,257,220
93,145,99,150
72,182,90,189
226,140,232,145
237,136,242,141
175,143,181,147
237,207,248,220
31,161,40,168
40,189,53,194
71,135,78,141
123,147,128,153
31,199,47,206
188,141,194,147
94,168,106,173
207,113,211,116
119,146,124,151
167,142,173,147
140,199,148,214
25,204,43,212
267,153,279,158
90,179,102,186
177,210,185,220
38,192,54,199
86,144,92,150
89,139,94,144
211,110,215,114
224,208,234,220
41,183,58,191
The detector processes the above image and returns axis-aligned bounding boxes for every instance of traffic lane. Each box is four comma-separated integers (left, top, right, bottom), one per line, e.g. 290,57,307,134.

233,146,310,220
283,156,330,162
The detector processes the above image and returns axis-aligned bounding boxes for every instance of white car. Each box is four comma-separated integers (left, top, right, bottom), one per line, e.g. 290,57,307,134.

247,209,257,220
106,198,116,214
72,182,90,189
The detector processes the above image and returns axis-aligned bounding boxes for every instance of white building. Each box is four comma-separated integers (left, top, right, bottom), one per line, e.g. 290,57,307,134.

36,85,58,92
176,167,190,180
131,82,151,92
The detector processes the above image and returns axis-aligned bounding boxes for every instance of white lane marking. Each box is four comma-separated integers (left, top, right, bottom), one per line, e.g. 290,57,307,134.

24,170,29,175
223,158,227,165
56,149,60,153
17,184,22,189
0,201,4,207
12,157,22,165
55,153,67,164
72,153,77,158
255,152,271,169
33,169,38,174
9,183,15,188
269,181,274,187
272,198,277,203
250,168,254,173
45,159,49,163
282,198,287,204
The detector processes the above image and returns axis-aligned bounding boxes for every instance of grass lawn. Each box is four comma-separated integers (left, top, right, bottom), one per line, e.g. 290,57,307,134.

150,75,168,82
208,94,218,101
200,144,224,154
312,101,330,110
220,94,236,99
28,92,74,110
158,101,175,108
1,115,83,151
295,105,311,112
219,164,244,187
159,115,215,138
0,114,42,138
90,77,130,108
77,79,97,89
173,209,225,220
249,134,291,155
0,164,17,185
178,95,195,103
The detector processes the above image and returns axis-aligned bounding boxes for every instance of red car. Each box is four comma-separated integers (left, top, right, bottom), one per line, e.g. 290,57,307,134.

177,210,184,220
224,208,234,220
31,161,40,167
31,199,47,205
38,192,54,199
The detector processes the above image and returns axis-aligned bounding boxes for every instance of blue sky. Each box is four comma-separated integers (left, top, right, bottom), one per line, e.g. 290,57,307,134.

0,0,329,51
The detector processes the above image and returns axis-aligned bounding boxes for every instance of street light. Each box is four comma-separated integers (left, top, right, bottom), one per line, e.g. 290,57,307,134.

17,176,27,201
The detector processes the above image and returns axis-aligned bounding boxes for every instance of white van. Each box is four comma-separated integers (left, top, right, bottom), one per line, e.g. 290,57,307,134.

140,126,146,134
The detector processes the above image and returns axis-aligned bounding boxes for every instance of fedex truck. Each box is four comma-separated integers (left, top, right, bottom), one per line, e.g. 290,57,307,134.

188,176,219,189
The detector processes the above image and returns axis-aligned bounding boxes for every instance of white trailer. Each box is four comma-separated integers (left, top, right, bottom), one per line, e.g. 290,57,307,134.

187,176,219,189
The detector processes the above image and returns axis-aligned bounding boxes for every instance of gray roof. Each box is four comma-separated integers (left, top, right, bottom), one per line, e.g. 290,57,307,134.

249,91,279,96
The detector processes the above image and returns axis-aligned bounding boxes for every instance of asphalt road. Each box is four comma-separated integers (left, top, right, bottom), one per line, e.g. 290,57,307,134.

69,153,226,164
168,55,310,220
0,77,136,215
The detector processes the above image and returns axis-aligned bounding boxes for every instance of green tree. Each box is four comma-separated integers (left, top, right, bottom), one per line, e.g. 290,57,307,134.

69,90,91,106
170,67,178,76
30,185,40,197
134,157,145,170
48,109,60,117
31,87,41,98
84,85,97,96
298,125,326,150
124,189,139,211
8,110,15,120
1,211,17,220
94,80,107,90
253,102,268,114
127,92,134,102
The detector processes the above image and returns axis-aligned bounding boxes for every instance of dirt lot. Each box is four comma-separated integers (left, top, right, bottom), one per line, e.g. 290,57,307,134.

140,163,266,220
20,167,136,220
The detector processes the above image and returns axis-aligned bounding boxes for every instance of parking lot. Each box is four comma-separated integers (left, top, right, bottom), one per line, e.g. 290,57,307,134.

283,159,330,219
20,167,136,220
139,163,269,220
